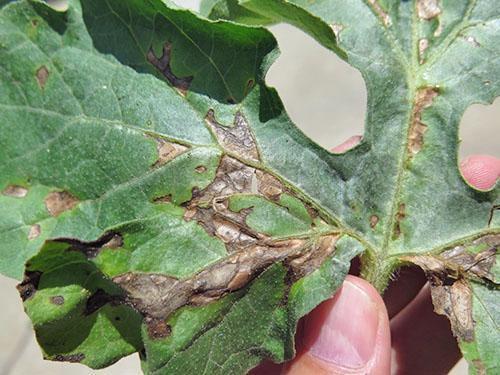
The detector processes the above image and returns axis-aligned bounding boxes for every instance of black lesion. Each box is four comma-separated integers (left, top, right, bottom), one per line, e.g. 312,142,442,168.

53,353,85,363
147,43,193,95
144,317,172,340
17,271,42,301
85,289,124,316
54,231,123,258
488,205,499,227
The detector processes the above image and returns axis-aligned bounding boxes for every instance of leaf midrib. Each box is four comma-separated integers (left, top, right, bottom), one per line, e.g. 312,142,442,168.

370,0,481,288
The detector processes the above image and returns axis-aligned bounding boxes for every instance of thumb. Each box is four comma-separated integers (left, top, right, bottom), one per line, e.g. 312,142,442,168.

284,276,391,375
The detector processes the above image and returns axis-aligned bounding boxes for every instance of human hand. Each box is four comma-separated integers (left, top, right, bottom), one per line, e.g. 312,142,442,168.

252,138,500,375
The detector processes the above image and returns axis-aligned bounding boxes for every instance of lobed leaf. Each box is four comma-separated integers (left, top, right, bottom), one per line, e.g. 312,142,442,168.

0,0,498,373
204,1,500,371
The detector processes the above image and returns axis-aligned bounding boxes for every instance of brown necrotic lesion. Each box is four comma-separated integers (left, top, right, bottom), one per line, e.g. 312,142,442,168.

114,234,338,321
44,191,79,217
34,112,336,325
408,87,438,157
404,234,499,342
205,110,260,163
151,138,188,168
417,0,441,20
36,65,49,89
2,185,28,197
114,152,338,321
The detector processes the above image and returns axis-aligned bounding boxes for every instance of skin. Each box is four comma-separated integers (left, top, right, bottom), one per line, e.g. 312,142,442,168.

253,137,500,375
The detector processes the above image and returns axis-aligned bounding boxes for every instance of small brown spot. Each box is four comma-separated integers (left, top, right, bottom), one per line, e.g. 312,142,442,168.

36,66,49,89
368,0,391,26
195,165,207,173
2,185,28,198
50,295,65,305
44,191,79,217
370,215,379,228
418,38,429,64
147,43,193,95
31,19,39,27
154,194,172,204
145,317,172,340
28,224,41,240
393,203,406,238
306,206,321,222
417,0,441,20
54,353,85,363
408,87,438,157
153,139,187,168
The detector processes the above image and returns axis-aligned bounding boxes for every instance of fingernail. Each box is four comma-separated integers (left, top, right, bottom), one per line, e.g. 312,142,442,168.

305,280,379,369
331,135,363,153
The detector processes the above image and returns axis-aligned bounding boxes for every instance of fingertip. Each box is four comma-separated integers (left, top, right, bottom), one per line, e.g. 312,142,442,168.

285,276,391,374
460,155,500,190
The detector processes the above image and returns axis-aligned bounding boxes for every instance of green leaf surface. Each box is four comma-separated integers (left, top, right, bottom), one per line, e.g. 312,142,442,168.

463,282,499,374
0,0,499,373
18,241,143,368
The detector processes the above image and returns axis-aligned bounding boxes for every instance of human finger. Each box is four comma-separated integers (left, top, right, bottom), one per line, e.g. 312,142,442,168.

284,276,391,375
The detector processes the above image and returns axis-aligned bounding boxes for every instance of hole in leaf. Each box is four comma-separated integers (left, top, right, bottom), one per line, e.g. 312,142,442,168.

45,0,68,11
459,97,500,158
172,0,199,10
266,24,366,151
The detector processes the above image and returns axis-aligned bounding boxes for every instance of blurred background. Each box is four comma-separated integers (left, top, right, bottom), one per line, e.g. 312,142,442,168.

1,0,497,373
